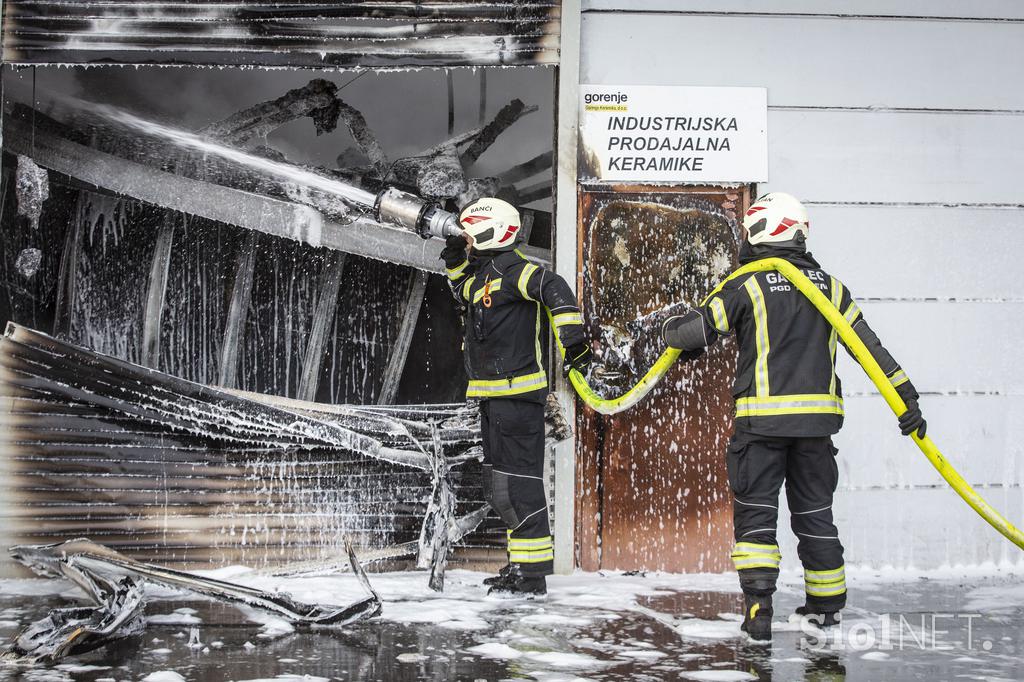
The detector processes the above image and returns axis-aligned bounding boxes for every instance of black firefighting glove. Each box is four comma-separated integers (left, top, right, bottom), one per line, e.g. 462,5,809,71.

661,310,707,351
440,233,469,270
563,342,593,377
898,399,927,438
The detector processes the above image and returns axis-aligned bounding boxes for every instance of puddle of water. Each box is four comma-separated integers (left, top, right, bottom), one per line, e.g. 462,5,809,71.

0,574,1021,681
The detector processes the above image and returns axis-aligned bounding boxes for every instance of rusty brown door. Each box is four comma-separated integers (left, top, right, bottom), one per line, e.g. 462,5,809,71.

574,185,751,573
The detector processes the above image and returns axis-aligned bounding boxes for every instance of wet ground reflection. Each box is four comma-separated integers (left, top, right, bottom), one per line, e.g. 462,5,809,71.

1,570,1021,681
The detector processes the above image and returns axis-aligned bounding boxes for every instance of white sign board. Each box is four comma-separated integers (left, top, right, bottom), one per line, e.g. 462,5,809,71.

579,85,768,183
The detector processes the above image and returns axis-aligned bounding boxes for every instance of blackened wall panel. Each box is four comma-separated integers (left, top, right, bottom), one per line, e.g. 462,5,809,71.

3,1,562,68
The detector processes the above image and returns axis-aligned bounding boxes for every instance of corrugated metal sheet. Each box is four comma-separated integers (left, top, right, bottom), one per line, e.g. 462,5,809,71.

0,322,504,576
1,1,561,68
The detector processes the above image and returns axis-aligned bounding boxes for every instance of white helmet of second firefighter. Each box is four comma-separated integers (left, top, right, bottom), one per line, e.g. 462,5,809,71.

743,192,809,245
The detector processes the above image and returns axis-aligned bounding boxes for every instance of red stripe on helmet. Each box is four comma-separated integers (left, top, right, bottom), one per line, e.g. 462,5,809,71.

769,217,798,236
461,215,490,225
498,225,520,243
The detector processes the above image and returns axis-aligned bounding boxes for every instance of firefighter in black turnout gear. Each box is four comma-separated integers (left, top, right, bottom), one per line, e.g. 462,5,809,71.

663,192,927,641
442,197,591,596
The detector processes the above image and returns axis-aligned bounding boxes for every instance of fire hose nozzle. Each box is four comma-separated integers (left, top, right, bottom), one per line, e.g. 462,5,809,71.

373,187,463,240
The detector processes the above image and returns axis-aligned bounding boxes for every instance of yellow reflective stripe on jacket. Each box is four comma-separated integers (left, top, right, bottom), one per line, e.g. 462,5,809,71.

701,270,746,307
472,278,502,303
708,297,729,332
805,565,847,597
446,260,469,280
843,300,862,325
736,394,844,417
466,370,547,398
744,277,770,396
888,368,909,388
829,277,843,395
461,275,475,301
552,312,583,328
518,262,539,300
533,303,544,374
731,542,782,570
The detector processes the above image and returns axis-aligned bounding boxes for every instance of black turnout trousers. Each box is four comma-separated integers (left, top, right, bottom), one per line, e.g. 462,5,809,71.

728,433,847,610
479,398,553,577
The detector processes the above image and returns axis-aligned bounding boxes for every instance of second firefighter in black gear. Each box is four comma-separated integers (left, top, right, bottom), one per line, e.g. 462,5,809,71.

443,197,591,596
663,191,926,641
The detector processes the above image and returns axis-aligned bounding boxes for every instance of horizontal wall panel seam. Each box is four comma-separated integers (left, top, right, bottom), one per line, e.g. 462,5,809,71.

582,9,1024,24
770,105,1024,116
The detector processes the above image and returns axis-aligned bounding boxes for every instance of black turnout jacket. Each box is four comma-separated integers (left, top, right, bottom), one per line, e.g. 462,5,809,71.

682,245,917,437
445,249,585,402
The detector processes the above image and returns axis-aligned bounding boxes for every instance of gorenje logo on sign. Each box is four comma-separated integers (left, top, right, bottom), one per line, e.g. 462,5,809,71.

584,91,629,112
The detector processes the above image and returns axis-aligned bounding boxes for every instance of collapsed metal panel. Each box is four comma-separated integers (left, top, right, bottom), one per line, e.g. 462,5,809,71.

1,1,561,68
0,323,504,576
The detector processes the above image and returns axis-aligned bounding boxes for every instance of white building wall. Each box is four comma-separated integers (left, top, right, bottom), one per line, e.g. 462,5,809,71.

580,1,1024,569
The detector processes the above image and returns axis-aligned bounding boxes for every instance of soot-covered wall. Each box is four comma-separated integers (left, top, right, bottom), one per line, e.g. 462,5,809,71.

0,65,555,405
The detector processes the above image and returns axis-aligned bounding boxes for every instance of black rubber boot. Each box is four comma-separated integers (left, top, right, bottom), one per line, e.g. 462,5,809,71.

740,593,774,642
487,566,546,597
795,605,842,628
482,563,513,587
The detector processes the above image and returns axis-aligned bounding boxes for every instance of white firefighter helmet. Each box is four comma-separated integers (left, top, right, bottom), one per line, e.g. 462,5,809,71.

742,192,810,245
459,198,522,252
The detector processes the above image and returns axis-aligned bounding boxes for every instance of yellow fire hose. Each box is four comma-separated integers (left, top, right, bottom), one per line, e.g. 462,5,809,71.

564,256,1024,551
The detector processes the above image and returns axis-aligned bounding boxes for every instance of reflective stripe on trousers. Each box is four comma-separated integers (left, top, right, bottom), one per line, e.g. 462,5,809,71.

805,565,847,597
731,541,782,571
508,530,554,564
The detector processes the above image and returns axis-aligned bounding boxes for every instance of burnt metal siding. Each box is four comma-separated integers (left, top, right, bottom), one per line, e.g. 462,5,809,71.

0,323,501,576
1,1,562,68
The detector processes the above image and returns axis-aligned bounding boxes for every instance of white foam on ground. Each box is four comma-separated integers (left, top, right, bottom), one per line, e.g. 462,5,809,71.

21,670,72,682
0,579,73,597
141,672,186,682
147,610,202,625
233,677,329,682
525,651,607,669
860,651,891,661
520,612,593,627
246,611,296,639
527,673,596,682
616,649,668,659
681,671,758,681
675,618,742,640
467,642,523,659
4,564,1022,680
